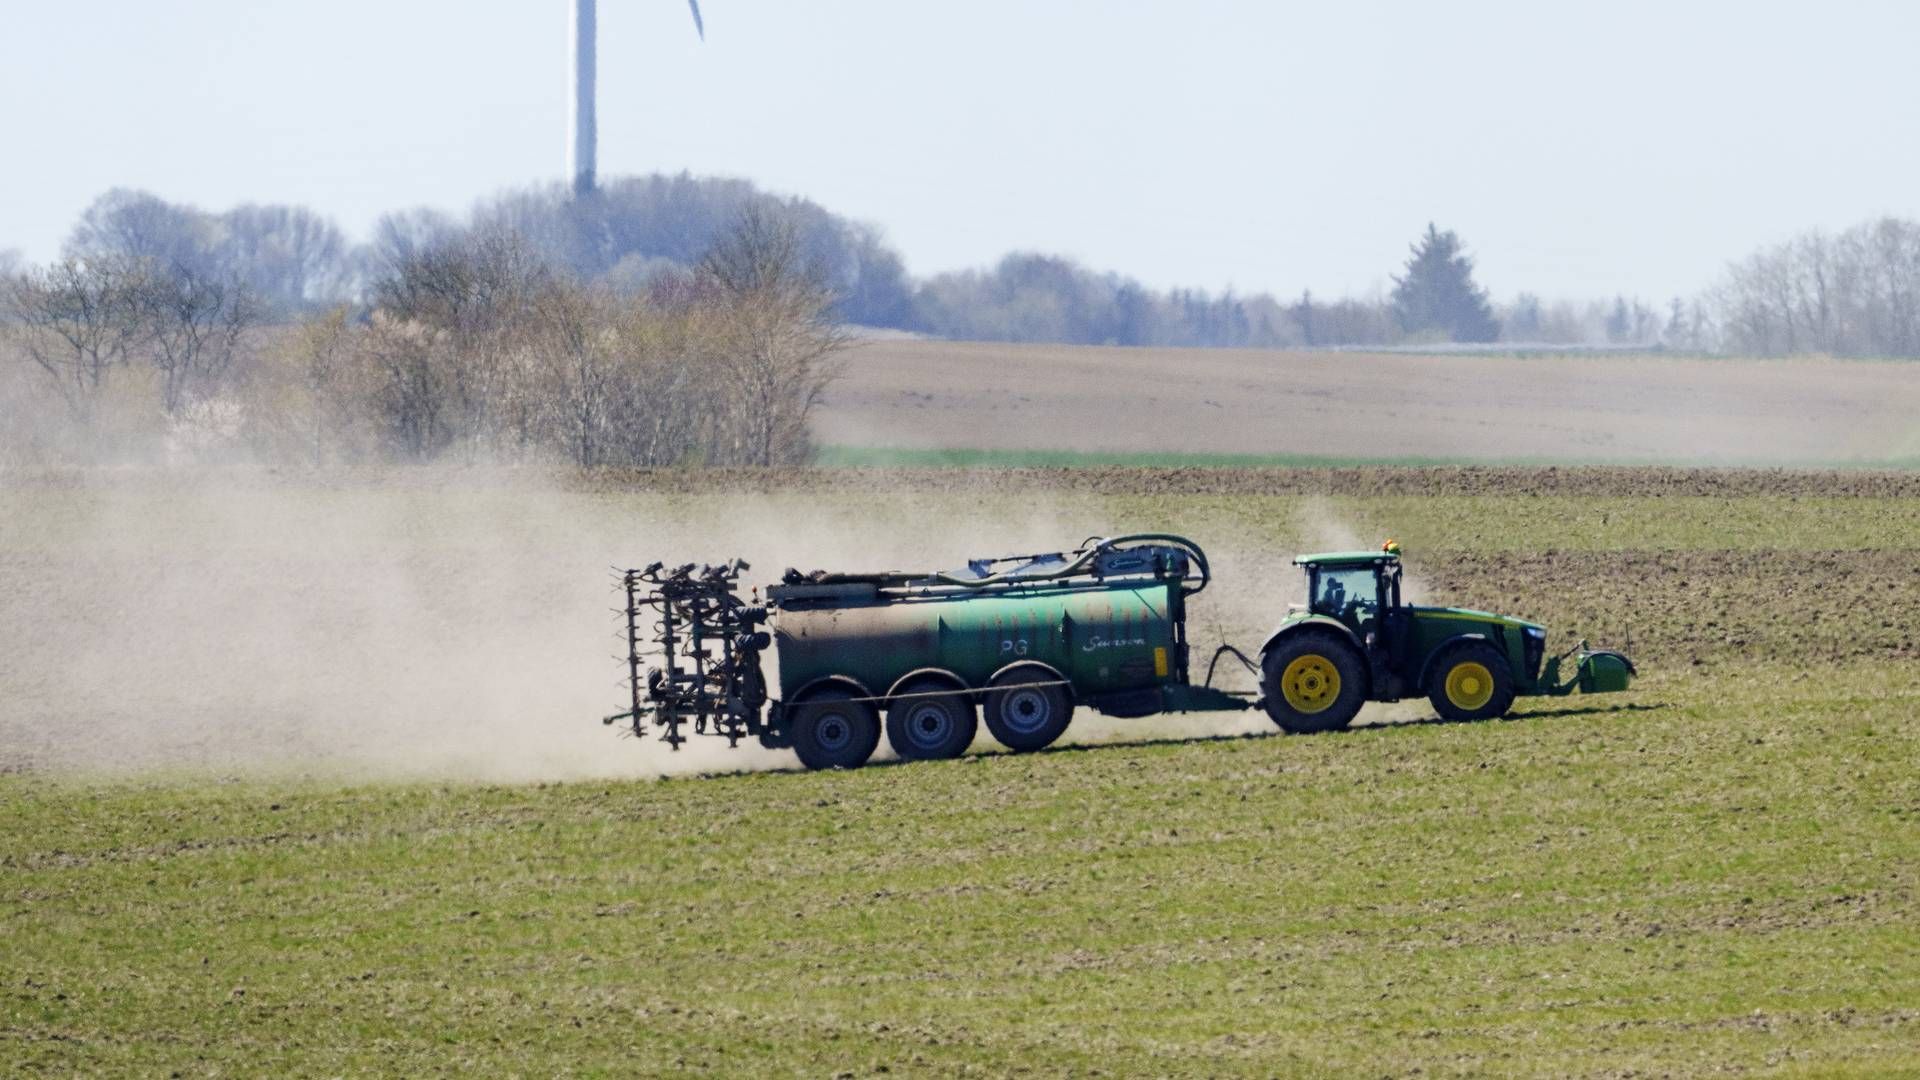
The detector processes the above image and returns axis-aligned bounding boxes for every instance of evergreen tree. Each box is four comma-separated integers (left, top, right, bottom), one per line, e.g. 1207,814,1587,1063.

1112,281,1151,346
1663,296,1688,347
1506,292,1544,340
1389,223,1500,342
1605,296,1631,343
1290,288,1316,346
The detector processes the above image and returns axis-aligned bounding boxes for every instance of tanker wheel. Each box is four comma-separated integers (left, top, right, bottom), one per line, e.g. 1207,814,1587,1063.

791,687,881,771
1425,641,1515,723
1261,631,1366,734
885,679,978,762
983,666,1072,752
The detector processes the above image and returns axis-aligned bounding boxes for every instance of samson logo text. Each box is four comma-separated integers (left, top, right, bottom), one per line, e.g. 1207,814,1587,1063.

1083,634,1147,652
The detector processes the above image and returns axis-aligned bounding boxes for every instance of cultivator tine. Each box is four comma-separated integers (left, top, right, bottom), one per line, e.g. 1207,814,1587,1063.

607,557,770,751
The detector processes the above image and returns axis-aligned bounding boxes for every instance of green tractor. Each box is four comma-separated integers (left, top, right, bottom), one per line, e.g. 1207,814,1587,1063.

1260,545,1635,733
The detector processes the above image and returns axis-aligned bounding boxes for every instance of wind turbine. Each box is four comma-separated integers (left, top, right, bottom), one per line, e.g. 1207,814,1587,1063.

571,0,705,197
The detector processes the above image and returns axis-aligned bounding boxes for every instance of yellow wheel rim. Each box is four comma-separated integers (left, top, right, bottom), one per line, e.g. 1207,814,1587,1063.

1280,654,1341,714
1445,661,1495,711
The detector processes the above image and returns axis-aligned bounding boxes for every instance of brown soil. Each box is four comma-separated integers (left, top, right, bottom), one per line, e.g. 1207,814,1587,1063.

562,464,1920,499
815,340,1920,465
1419,549,1919,667
15,463,1917,500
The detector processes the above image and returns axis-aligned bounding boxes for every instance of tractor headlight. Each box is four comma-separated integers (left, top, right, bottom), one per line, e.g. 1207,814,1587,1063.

1523,627,1546,680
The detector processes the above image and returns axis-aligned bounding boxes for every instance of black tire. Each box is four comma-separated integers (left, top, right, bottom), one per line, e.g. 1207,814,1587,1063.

982,666,1073,752
1261,631,1368,734
790,687,881,770
1424,640,1516,722
885,678,978,761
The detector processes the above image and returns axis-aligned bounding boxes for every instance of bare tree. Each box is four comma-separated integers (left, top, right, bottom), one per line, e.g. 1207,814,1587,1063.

373,227,549,340
698,205,848,466
135,266,259,414
69,210,855,469
242,305,361,464
0,256,150,414
357,316,455,460
1864,218,1920,356
65,189,217,274
526,280,620,466
370,227,555,459
217,204,352,311
368,208,463,284
1712,216,1920,357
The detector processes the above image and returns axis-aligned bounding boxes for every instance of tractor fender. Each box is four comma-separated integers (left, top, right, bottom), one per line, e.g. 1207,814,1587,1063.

884,667,971,702
987,659,1074,704
787,674,878,706
1582,649,1637,677
1414,632,1495,690
1258,616,1363,660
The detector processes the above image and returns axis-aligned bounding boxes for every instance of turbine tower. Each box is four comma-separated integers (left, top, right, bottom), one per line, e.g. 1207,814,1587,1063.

571,0,706,197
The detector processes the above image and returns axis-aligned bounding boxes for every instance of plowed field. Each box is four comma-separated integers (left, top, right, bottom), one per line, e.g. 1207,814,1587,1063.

574,463,1920,498
813,340,1920,466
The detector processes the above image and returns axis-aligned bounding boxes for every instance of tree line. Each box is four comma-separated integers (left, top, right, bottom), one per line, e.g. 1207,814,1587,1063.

0,205,841,467
39,179,911,329
16,180,1920,356
1710,218,1920,357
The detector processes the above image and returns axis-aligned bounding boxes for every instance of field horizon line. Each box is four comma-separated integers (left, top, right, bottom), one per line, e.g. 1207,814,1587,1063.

813,444,1920,471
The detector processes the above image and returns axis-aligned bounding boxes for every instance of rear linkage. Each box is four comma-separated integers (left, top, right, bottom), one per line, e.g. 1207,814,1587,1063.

603,559,769,749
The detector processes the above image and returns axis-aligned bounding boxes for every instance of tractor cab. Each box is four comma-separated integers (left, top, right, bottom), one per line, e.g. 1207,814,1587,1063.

1294,548,1416,697
1298,549,1402,630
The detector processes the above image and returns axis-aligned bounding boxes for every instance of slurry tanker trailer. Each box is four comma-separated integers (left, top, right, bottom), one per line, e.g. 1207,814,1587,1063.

605,535,1634,770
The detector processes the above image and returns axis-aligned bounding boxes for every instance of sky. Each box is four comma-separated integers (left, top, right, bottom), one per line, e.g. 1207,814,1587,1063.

2,0,1917,302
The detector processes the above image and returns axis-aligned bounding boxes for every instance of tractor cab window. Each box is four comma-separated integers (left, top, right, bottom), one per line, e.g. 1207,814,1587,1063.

1310,566,1380,621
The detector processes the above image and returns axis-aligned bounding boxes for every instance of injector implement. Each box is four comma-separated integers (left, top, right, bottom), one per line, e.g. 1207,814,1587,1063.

605,536,1635,769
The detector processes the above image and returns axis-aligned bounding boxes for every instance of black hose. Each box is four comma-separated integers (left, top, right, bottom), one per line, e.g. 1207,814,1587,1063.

1101,532,1212,596
929,533,1212,594
928,544,1104,588
1204,644,1260,688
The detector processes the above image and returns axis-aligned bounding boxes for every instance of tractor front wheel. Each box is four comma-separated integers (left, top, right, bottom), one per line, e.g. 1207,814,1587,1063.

1425,641,1516,722
1261,632,1367,734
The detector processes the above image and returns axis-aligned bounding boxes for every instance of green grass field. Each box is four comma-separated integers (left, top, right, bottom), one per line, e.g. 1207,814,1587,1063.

3,468,1917,1076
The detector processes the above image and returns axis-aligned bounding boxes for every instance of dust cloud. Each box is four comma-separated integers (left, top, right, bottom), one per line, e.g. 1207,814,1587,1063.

0,468,1124,781
1290,495,1429,604
4,469,1505,781
3,469,671,780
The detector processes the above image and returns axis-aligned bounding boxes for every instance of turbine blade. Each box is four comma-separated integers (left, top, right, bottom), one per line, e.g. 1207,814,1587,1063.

688,0,705,40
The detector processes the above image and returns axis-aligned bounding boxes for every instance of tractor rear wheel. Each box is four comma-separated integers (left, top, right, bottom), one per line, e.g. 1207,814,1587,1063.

791,687,881,771
982,666,1073,752
885,678,978,761
1424,641,1516,722
1261,631,1367,733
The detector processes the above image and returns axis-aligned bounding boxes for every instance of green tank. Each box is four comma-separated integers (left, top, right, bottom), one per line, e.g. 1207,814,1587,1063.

772,581,1180,702
760,536,1225,768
